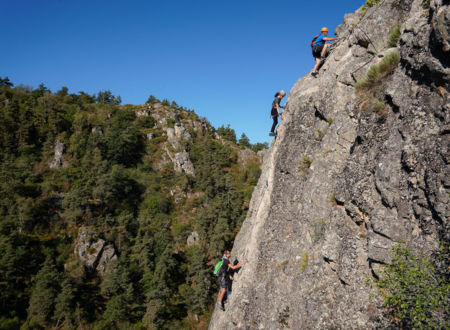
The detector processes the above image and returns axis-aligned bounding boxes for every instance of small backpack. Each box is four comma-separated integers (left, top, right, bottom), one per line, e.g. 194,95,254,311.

311,34,320,48
213,258,224,277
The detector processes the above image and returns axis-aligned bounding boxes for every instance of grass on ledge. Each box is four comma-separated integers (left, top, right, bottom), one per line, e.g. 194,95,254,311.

355,50,400,90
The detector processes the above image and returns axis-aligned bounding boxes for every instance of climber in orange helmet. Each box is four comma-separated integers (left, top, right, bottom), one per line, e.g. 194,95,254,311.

311,27,338,77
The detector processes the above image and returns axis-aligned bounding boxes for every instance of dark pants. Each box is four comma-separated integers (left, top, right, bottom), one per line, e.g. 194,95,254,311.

271,115,278,133
312,44,324,58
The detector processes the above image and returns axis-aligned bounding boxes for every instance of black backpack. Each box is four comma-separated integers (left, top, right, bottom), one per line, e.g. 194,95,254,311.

216,259,228,278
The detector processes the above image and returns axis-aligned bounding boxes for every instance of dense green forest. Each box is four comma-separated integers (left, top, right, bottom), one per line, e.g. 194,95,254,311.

0,77,265,329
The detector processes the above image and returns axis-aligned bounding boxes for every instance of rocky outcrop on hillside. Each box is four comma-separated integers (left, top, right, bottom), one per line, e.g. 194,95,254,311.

74,228,117,275
139,103,198,175
49,140,65,170
210,0,449,328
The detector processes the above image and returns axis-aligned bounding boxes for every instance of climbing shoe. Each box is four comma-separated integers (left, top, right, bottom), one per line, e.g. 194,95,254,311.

269,132,275,136
311,71,318,77
217,302,225,311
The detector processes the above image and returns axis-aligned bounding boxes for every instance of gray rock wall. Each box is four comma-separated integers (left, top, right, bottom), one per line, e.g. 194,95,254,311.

210,0,449,328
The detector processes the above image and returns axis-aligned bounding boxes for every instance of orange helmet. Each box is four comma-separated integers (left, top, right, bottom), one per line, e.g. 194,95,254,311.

321,27,329,32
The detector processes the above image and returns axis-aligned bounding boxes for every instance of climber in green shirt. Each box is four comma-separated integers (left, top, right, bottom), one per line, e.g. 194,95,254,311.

216,250,245,311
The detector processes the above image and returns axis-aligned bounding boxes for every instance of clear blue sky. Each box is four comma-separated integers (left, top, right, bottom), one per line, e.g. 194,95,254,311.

2,0,363,144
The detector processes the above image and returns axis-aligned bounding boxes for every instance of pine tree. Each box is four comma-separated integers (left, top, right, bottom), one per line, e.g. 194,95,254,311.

53,276,77,328
24,256,60,328
0,76,13,87
146,94,159,104
185,245,212,315
100,260,135,325
143,245,180,328
209,216,232,257
56,86,69,97
238,133,251,148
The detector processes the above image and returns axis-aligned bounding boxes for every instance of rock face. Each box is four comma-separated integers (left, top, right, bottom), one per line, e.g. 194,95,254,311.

187,231,200,246
96,244,118,276
210,0,449,329
173,151,195,176
165,123,195,175
49,140,64,169
74,228,117,275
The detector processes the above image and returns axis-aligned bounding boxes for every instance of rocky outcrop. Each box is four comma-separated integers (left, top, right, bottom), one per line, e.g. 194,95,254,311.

136,106,150,117
210,0,449,328
91,126,103,136
164,122,195,175
165,124,192,149
238,148,254,165
74,228,117,275
187,231,200,246
96,244,117,275
49,140,64,169
173,151,195,176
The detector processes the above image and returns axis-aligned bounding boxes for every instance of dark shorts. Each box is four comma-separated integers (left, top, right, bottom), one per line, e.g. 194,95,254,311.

219,276,228,289
312,44,324,58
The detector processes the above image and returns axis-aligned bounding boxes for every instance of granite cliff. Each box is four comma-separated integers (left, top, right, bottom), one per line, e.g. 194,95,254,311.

210,0,449,328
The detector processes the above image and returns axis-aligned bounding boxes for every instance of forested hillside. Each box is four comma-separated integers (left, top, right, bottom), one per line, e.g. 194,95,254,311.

0,77,265,329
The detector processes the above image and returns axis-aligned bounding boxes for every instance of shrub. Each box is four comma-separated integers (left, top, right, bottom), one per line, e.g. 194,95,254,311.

299,252,309,271
373,99,386,112
421,0,431,8
387,24,402,48
355,50,400,90
251,142,268,153
302,157,312,167
358,96,388,118
316,129,326,140
330,193,337,205
299,157,313,175
137,115,155,128
311,219,327,243
365,0,381,7
373,245,449,329
216,124,236,144
146,94,160,104
166,118,175,128
361,0,382,16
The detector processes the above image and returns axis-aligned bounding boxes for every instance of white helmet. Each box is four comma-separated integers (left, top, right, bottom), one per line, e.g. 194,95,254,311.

279,90,286,96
